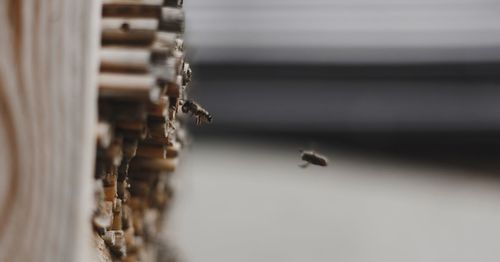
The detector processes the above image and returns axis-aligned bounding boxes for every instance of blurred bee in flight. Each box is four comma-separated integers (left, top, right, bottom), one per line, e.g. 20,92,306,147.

180,100,212,125
299,150,328,168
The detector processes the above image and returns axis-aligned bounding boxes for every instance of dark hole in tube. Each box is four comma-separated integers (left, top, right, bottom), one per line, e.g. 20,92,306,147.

121,23,130,32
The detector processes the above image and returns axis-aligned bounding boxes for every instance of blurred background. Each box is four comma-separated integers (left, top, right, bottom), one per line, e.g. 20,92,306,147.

167,0,500,261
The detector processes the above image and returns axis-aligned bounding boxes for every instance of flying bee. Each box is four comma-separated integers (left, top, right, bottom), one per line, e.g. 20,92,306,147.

299,150,328,168
180,100,213,125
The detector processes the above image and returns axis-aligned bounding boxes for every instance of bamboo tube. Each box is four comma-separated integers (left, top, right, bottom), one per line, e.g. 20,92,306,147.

116,122,148,140
99,100,148,123
175,38,184,51
99,73,153,90
94,232,113,261
131,211,144,237
101,18,159,32
148,121,168,139
102,12,184,44
147,114,168,124
122,139,139,159
166,75,183,98
103,201,114,225
100,46,177,73
159,7,185,32
122,205,133,230
166,140,180,158
95,152,121,171
112,199,123,230
99,73,160,101
128,170,163,182
123,227,136,254
155,32,179,49
93,201,114,230
147,97,169,118
104,140,124,166
102,30,179,49
168,97,179,122
117,139,138,185
129,157,177,172
102,18,159,44
100,47,151,72
96,121,113,149
123,253,137,262
136,144,166,159
102,231,117,246
128,179,153,198
94,179,105,206
137,85,163,103
128,197,147,214
151,60,178,84
95,160,107,180
102,0,163,4
117,178,130,201
141,136,171,146
176,74,184,96
109,230,127,258
92,201,113,232
103,6,160,19
116,121,145,132
166,82,180,98
163,0,183,7
99,73,155,93
117,139,138,182
173,49,185,70
104,184,117,202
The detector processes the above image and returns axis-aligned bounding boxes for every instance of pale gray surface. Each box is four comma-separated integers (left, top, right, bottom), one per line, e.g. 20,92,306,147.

184,0,500,63
168,138,500,262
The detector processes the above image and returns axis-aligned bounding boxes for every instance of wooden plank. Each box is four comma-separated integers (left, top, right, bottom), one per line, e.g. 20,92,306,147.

0,0,101,261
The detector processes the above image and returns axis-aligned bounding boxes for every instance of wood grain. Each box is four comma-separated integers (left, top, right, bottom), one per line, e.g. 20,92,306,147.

0,0,100,261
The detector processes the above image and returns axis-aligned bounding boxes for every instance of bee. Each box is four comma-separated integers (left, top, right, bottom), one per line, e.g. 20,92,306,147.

299,150,328,168
180,100,212,125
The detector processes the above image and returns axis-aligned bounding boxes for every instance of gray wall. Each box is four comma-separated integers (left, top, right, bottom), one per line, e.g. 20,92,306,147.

185,0,500,64
183,0,500,132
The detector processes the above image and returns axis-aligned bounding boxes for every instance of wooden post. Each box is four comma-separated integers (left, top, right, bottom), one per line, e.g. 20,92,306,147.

0,0,101,261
